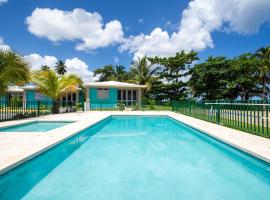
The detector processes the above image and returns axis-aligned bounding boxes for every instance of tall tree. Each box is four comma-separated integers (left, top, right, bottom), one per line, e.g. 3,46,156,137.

113,65,127,82
33,70,82,113
188,56,232,100
230,53,259,100
149,51,198,100
94,65,115,81
130,56,160,91
255,46,270,99
55,60,67,75
0,49,31,95
41,65,50,71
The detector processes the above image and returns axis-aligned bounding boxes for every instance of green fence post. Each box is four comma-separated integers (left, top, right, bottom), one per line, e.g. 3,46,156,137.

37,101,40,116
189,101,192,116
217,103,220,124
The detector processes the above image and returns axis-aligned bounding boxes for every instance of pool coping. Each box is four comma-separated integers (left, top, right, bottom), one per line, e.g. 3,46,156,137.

0,111,269,175
0,120,75,132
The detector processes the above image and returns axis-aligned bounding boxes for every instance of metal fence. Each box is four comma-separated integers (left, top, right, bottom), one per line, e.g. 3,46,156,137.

85,100,172,111
0,100,84,121
172,100,270,138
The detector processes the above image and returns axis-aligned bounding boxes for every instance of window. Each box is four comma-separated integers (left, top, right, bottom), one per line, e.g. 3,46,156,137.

122,90,126,100
117,90,121,100
97,88,109,99
72,93,76,101
128,90,131,100
133,90,137,101
35,92,47,100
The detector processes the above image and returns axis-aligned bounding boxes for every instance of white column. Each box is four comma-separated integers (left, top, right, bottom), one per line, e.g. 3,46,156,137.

138,89,141,106
85,87,90,111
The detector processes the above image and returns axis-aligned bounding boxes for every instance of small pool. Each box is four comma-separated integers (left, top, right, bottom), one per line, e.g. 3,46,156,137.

0,116,269,200
0,121,72,132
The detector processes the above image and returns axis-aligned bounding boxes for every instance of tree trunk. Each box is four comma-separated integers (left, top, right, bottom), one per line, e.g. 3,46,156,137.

263,77,266,100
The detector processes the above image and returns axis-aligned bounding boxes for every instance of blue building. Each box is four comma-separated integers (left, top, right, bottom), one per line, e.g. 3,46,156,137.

84,81,146,110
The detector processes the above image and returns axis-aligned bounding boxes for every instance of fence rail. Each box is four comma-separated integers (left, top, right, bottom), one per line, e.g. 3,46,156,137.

85,100,172,111
0,100,84,122
172,100,270,138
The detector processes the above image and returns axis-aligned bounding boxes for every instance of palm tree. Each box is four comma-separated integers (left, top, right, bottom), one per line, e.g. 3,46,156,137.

255,46,270,99
130,56,160,91
94,65,115,81
33,70,82,113
114,65,127,81
41,65,50,71
55,60,67,75
0,49,31,96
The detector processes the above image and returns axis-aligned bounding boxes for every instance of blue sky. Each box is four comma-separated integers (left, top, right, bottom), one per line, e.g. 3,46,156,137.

0,0,270,82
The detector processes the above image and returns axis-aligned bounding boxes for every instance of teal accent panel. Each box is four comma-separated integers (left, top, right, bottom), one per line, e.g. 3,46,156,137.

90,88,117,109
26,90,37,109
0,96,6,101
26,90,35,101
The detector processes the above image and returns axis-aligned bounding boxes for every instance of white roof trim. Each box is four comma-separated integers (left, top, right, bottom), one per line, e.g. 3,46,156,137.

7,86,23,93
21,86,37,90
85,81,147,89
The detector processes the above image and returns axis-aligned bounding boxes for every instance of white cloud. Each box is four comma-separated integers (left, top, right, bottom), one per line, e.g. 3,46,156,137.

0,36,10,51
24,54,58,70
0,0,8,5
120,0,270,58
24,54,94,82
65,58,94,82
26,8,124,51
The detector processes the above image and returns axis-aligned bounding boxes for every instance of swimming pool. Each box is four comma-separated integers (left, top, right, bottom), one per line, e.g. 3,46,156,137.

0,115,269,199
0,121,72,132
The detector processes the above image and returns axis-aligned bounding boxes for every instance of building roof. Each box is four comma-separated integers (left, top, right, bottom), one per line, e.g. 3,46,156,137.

85,81,147,89
21,85,37,90
7,86,24,93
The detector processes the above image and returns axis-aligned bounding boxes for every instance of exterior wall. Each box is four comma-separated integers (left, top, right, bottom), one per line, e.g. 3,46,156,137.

26,90,35,101
89,87,117,109
0,96,6,101
25,89,52,109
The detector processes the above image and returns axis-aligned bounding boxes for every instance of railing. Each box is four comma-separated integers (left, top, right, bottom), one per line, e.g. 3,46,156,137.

85,100,172,111
172,100,270,138
0,100,84,121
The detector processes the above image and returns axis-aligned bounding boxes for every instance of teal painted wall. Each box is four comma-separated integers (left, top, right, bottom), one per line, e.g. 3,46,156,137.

26,90,35,101
25,90,52,108
0,96,6,101
89,88,117,109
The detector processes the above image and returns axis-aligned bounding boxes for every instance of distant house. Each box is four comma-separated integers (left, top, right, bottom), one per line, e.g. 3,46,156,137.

0,85,82,104
84,81,147,110
0,86,23,102
1,81,146,110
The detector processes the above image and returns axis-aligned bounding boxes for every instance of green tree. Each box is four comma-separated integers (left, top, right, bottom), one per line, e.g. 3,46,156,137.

55,60,67,75
149,51,198,100
130,56,160,91
33,70,82,113
41,65,50,71
230,53,259,100
188,56,232,100
0,49,31,96
113,65,128,82
94,65,115,81
255,46,270,99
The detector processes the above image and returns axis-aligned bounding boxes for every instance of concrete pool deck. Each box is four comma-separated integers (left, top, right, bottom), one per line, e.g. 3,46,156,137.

0,111,270,175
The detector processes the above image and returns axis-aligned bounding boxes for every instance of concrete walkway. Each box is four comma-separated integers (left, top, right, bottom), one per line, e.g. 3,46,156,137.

0,111,269,175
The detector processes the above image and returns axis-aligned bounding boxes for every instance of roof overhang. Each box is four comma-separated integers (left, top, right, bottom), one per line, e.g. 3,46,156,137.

84,81,147,89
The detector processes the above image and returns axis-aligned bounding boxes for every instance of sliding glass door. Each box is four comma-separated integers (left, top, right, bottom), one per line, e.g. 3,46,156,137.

117,89,137,106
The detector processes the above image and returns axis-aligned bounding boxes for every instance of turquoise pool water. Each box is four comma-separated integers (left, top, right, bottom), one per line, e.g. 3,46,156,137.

0,116,269,200
0,121,72,132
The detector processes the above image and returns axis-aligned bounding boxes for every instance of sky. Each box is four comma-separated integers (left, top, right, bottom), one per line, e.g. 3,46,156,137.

0,0,270,82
